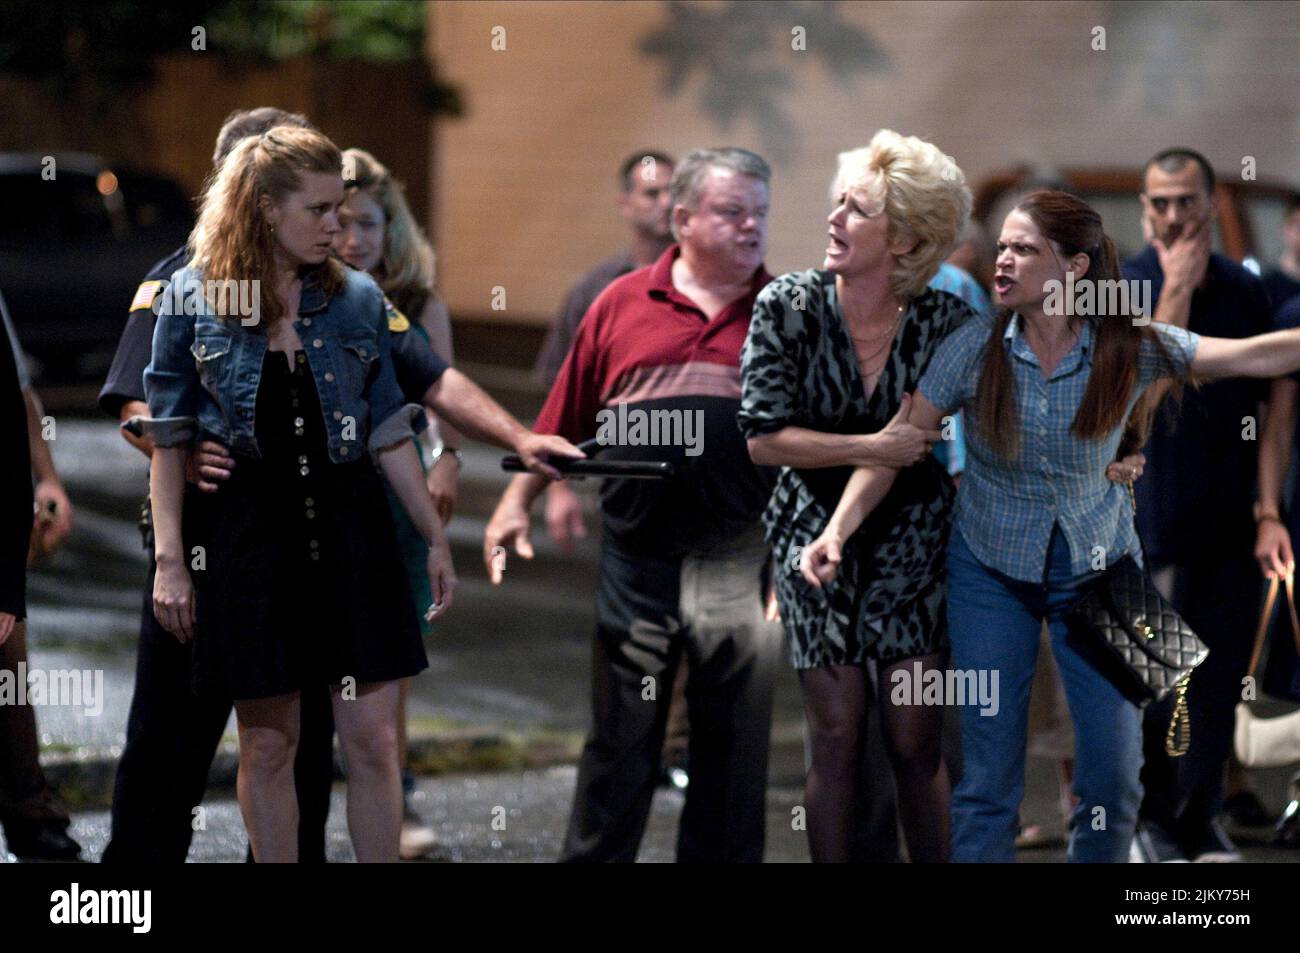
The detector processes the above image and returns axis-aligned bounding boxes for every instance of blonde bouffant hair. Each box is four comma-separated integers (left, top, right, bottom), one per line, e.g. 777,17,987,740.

189,125,345,325
341,148,436,306
832,130,972,299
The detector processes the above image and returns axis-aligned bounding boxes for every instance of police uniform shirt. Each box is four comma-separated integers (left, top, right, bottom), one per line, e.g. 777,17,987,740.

99,246,189,418
99,248,449,419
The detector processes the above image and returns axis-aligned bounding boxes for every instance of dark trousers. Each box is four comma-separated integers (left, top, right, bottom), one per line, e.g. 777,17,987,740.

561,526,781,863
102,556,335,863
0,622,72,837
1140,549,1260,844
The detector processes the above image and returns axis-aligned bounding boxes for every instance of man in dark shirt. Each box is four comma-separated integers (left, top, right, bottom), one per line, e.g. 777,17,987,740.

486,148,782,862
1125,148,1273,863
1261,194,1300,310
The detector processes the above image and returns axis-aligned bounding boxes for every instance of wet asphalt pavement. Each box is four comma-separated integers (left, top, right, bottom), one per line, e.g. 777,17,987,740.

7,417,1300,862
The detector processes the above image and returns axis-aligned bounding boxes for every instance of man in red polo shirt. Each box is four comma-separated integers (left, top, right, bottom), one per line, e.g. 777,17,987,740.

486,148,782,861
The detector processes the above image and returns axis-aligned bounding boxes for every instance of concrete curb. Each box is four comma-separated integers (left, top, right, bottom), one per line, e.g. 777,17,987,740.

43,720,808,812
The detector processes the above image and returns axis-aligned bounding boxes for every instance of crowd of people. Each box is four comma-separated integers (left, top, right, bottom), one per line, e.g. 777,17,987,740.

3,105,1300,863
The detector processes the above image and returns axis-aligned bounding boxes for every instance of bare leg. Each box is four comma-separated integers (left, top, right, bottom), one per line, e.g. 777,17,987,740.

798,665,868,863
877,652,951,862
397,677,411,770
332,679,403,862
234,692,302,863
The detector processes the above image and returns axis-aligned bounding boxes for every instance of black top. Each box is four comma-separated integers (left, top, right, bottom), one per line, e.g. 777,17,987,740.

1271,298,1300,383
99,247,450,418
1262,268,1300,312
99,246,189,418
0,297,31,618
1123,247,1273,560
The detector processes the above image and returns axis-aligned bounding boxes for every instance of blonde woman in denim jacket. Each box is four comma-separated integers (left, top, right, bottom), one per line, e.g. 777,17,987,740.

143,127,455,862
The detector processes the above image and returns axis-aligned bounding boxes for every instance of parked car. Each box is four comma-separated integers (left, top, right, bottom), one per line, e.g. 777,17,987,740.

0,152,192,382
969,165,1298,286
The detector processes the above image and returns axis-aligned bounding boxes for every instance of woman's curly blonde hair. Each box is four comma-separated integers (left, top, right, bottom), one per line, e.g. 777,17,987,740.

832,130,972,299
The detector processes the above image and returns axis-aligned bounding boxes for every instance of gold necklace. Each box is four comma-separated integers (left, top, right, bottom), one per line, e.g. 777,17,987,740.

849,304,904,364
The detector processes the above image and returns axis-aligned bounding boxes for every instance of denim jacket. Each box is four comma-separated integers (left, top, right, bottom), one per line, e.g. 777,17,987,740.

142,264,424,463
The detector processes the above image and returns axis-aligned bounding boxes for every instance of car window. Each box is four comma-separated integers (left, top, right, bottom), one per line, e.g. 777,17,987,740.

117,173,193,235
0,173,63,242
0,172,115,244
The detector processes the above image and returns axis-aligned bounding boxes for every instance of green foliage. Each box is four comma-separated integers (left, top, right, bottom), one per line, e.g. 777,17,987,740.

206,0,427,63
0,0,461,115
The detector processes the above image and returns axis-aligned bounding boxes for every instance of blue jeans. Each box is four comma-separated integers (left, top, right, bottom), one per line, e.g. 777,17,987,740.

946,526,1143,862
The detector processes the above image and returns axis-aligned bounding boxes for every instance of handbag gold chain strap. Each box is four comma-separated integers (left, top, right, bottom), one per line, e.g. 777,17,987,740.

1165,674,1192,757
1126,480,1194,758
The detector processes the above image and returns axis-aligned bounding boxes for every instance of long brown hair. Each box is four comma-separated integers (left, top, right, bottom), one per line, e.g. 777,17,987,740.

189,125,345,326
973,190,1178,460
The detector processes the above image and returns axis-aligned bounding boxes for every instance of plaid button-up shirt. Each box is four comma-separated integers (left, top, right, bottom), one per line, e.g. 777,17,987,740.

918,314,1199,582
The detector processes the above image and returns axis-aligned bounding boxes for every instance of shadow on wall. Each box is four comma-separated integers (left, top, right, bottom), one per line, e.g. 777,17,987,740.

639,0,891,167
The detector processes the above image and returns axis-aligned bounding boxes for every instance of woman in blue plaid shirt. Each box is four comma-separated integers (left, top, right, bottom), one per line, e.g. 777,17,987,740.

802,190,1300,862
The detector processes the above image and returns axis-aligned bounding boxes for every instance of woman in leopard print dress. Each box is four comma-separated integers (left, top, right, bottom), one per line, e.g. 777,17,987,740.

739,131,973,862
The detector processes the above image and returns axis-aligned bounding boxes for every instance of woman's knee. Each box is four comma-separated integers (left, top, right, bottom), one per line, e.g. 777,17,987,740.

239,725,299,775
337,713,400,776
807,707,864,770
345,730,400,777
885,729,943,779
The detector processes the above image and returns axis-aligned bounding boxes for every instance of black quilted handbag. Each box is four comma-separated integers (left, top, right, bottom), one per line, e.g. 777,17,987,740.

1065,489,1208,757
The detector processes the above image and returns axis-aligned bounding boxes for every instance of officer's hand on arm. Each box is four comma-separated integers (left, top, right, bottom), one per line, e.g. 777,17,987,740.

185,441,235,493
119,401,156,457
544,481,586,554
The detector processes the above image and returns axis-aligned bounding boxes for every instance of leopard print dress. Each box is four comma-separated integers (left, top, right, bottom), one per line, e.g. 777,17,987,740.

739,269,974,669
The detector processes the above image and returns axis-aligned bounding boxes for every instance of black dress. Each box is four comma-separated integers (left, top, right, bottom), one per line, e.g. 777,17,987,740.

187,348,428,700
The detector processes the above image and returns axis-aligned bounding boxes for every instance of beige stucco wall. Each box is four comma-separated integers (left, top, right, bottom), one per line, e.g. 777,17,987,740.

430,0,1300,325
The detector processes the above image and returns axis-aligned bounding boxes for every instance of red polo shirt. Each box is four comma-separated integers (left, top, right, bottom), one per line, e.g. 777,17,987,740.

536,245,776,556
